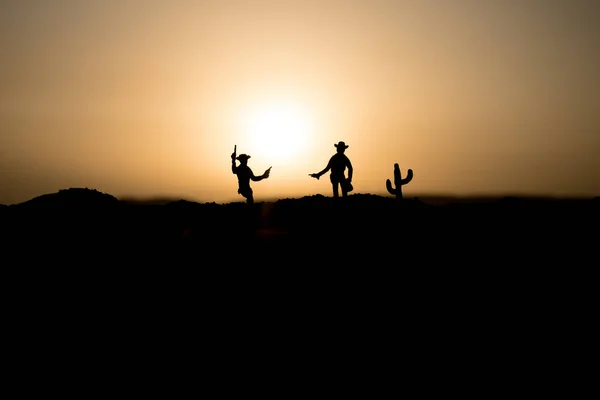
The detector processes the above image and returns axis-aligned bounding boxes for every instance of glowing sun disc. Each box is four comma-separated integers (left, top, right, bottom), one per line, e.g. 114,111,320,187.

247,105,311,161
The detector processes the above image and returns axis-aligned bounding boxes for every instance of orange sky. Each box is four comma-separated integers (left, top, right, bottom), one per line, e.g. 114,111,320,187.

1,0,599,204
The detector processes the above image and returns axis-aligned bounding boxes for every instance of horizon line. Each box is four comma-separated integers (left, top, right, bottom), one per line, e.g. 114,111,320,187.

2,187,598,207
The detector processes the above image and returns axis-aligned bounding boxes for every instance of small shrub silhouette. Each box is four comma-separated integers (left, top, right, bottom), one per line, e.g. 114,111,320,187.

386,163,413,199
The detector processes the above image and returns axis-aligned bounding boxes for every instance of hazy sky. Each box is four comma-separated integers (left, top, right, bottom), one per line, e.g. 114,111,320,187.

1,0,599,204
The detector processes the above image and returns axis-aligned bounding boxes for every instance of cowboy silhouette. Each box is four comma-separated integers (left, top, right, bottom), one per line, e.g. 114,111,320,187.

231,145,271,204
310,141,353,198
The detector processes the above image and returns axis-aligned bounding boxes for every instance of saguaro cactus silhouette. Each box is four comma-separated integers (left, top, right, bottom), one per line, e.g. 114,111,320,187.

386,163,413,199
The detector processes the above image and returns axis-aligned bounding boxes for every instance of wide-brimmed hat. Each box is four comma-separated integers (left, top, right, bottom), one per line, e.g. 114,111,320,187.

236,154,251,161
334,141,349,149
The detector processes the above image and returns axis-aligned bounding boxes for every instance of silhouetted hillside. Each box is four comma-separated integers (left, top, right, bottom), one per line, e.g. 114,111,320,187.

2,188,598,267
2,187,598,327
14,188,119,209
193,188,578,270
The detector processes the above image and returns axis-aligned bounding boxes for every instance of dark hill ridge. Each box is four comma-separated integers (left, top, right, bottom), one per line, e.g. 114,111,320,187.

2,187,598,263
15,188,119,208
0,188,600,254
2,187,597,318
6,187,598,209
4,187,598,224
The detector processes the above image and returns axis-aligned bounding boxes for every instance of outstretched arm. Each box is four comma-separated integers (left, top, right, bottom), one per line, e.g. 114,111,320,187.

250,166,271,181
310,158,332,179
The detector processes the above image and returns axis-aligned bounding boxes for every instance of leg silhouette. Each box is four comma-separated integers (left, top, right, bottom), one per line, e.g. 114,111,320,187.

332,181,340,198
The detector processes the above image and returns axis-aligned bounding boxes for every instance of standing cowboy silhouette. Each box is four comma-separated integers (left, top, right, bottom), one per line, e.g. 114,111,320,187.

310,141,353,198
231,145,271,204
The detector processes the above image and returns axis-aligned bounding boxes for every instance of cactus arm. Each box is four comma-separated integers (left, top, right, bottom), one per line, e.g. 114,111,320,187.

386,179,397,195
400,169,413,185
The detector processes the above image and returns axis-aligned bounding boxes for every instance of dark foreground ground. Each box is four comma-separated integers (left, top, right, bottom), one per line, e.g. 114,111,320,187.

2,189,598,303
2,189,597,277
1,189,598,371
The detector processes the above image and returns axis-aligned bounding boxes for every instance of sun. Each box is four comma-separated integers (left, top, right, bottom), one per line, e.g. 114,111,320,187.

245,104,312,161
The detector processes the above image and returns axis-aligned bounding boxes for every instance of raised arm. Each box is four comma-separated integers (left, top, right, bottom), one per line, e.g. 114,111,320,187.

231,147,237,174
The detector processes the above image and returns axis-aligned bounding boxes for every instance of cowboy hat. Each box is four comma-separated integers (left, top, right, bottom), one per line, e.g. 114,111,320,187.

236,154,251,161
334,141,349,149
